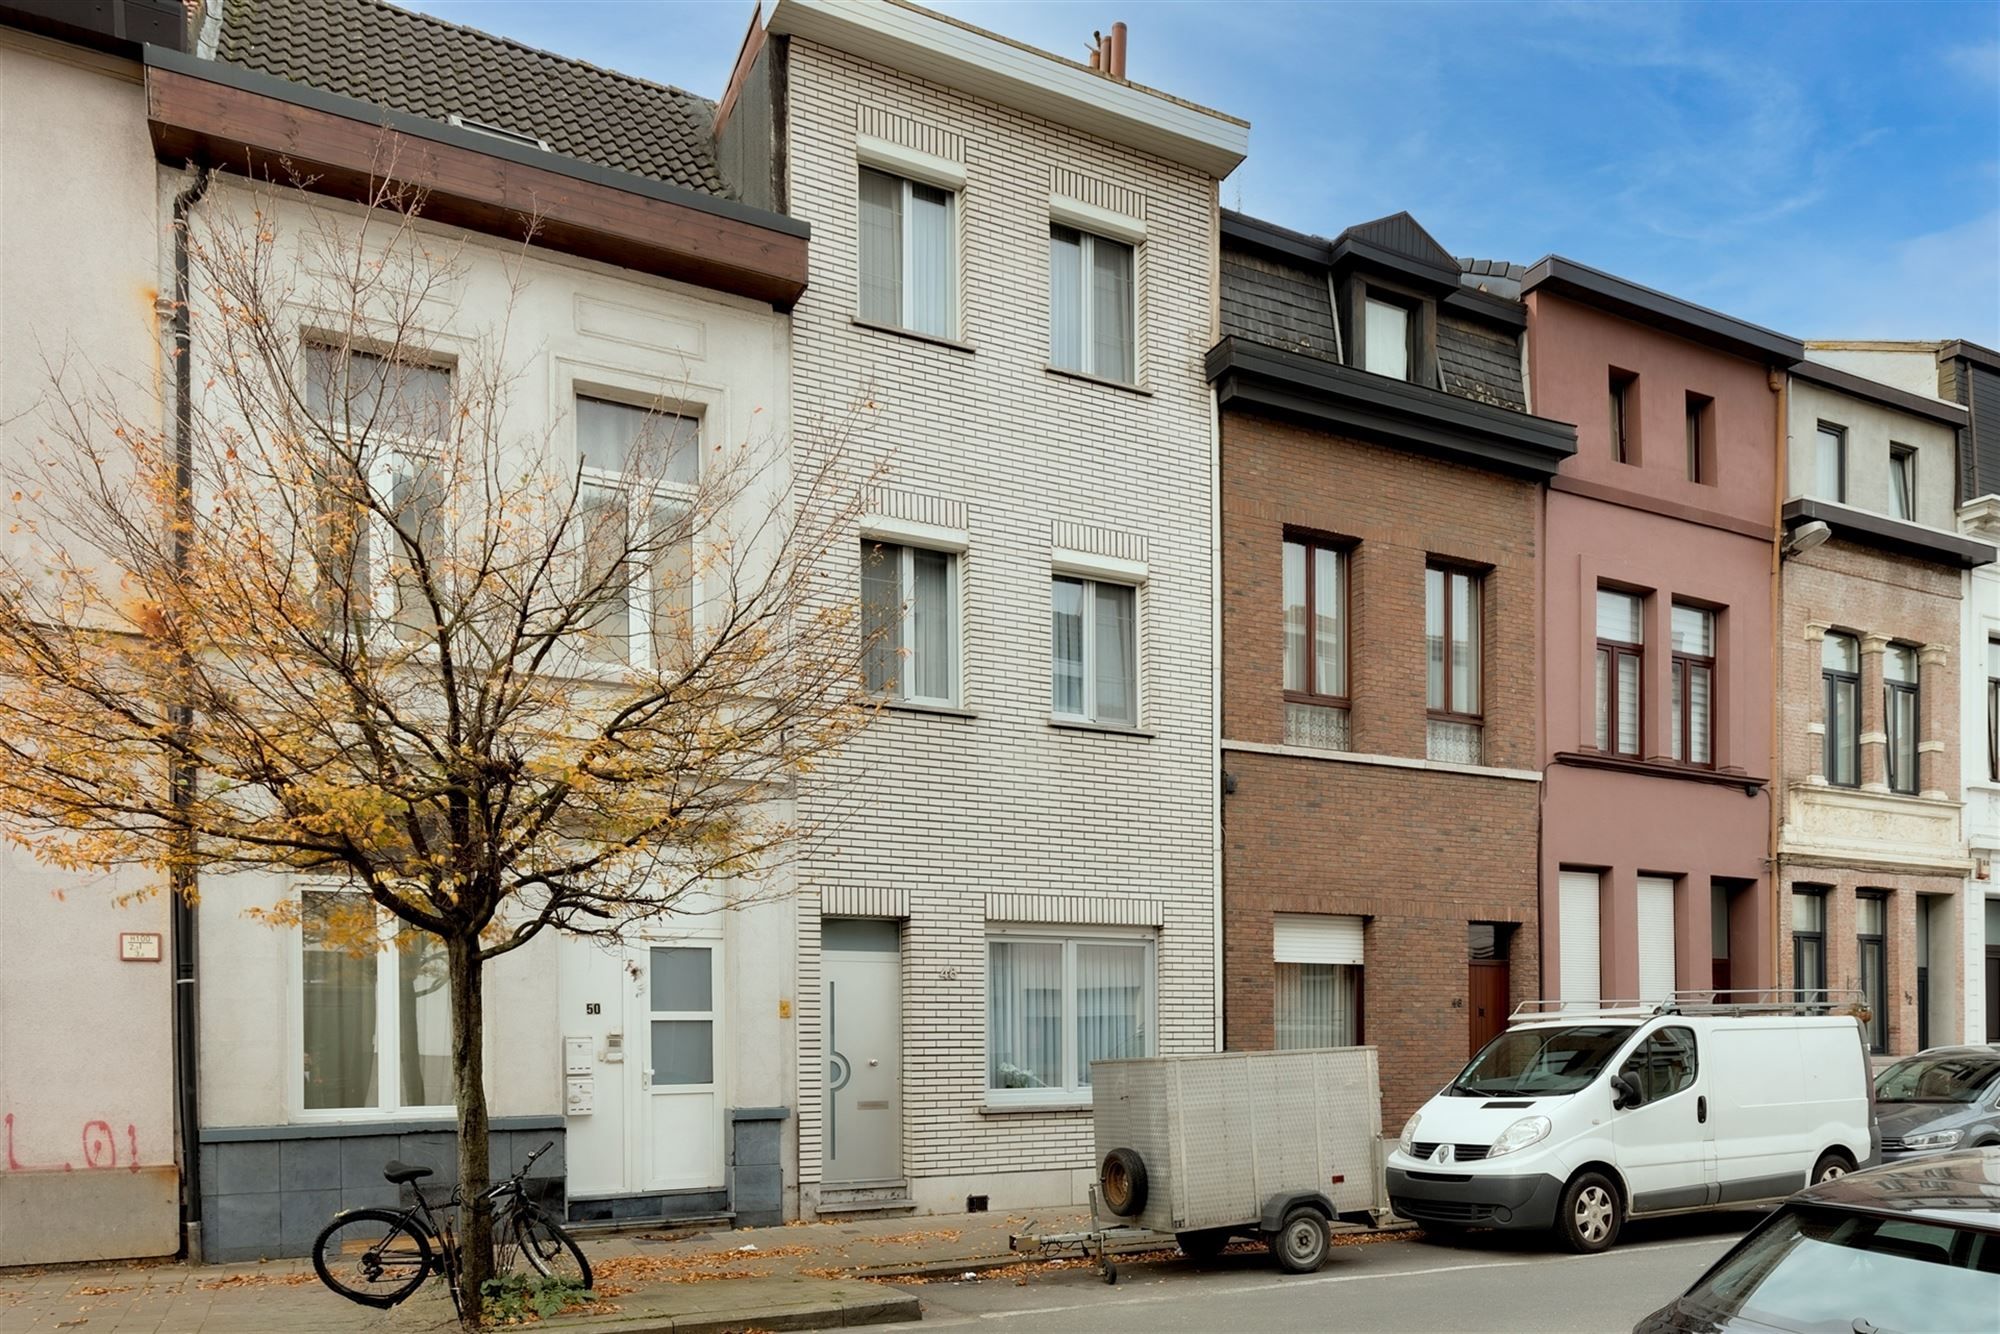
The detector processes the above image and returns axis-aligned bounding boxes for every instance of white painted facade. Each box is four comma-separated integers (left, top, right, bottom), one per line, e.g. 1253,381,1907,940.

163,178,798,1232
760,2,1244,1215
0,29,181,1267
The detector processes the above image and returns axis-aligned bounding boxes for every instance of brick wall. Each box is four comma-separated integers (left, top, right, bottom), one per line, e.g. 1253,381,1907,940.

1219,410,1542,1123
1777,538,1969,1055
782,40,1222,1204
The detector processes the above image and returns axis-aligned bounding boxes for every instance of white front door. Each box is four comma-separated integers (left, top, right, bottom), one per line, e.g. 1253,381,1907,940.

822,920,901,1185
640,940,724,1191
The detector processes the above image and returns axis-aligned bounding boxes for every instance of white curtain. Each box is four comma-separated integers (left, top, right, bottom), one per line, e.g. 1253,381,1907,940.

1425,566,1445,709
1616,654,1640,752
858,169,902,326
910,547,952,701
1051,578,1085,715
302,891,379,1111
396,922,451,1107
1093,583,1137,726
1075,942,1146,1084
1089,236,1135,382
1049,226,1084,370
989,940,1063,1090
907,181,953,337
1451,571,1479,713
1363,299,1409,379
1282,541,1307,692
1274,963,1357,1049
580,483,632,663
576,395,697,485
1688,663,1711,763
1815,428,1844,500
649,511,692,669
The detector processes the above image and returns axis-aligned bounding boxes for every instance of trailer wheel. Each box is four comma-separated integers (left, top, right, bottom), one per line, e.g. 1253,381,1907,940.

1098,1148,1148,1218
1267,1204,1330,1274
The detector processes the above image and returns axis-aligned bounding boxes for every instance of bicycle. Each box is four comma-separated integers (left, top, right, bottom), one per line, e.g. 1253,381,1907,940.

310,1139,591,1314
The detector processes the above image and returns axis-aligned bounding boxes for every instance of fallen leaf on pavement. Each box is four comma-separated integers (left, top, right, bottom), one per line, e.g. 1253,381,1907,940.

195,1272,315,1290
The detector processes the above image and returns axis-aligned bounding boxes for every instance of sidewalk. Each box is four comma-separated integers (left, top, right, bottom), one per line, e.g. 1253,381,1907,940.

0,1207,1413,1332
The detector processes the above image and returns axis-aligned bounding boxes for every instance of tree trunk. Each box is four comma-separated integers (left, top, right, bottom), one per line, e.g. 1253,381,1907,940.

447,933,491,1328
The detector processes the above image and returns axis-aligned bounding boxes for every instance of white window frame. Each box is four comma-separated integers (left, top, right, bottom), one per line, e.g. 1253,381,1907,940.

984,925,1156,1109
1048,223,1139,384
857,166,958,339
290,883,456,1122
1050,572,1142,728
861,539,961,707
572,391,701,672
302,340,456,637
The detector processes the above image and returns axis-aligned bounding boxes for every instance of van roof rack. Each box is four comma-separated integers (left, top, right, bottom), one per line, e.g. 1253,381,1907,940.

1510,989,1869,1022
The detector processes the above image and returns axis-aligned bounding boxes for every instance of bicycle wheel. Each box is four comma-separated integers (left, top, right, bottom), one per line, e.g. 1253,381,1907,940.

510,1206,591,1289
312,1207,435,1308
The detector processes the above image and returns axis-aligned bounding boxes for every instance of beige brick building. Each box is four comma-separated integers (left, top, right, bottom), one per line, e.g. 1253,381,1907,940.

1776,360,1992,1058
718,0,1246,1216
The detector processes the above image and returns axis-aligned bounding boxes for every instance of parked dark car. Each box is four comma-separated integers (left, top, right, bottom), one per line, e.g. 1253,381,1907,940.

1874,1046,2000,1160
1633,1148,2000,1333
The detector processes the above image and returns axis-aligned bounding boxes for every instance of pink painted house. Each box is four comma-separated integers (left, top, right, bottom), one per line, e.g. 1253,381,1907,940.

1522,258,1804,1006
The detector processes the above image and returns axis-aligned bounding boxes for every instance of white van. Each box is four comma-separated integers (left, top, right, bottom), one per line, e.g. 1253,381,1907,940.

1384,997,1875,1252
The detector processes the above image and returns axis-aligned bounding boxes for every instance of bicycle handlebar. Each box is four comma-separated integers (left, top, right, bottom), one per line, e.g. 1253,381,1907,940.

522,1139,553,1172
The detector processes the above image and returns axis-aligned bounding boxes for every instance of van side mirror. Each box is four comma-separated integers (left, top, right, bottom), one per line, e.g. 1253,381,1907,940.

1610,1074,1639,1109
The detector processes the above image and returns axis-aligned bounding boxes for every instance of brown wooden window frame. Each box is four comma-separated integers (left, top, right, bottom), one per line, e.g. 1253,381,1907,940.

1609,368,1639,465
1669,603,1716,769
1889,443,1917,522
1281,533,1351,707
1425,561,1484,725
1822,631,1861,788
1595,588,1644,759
1884,643,1919,796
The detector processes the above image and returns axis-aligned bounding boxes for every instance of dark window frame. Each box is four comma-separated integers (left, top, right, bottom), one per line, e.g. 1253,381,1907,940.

1609,368,1639,465
1670,603,1716,769
1823,632,1861,788
1282,532,1352,708
1857,891,1888,1054
1356,284,1422,384
1815,421,1848,503
1426,560,1485,725
1792,887,1828,1009
1987,637,2000,783
1884,644,1919,796
1889,443,1917,521
1596,589,1644,759
1685,391,1714,484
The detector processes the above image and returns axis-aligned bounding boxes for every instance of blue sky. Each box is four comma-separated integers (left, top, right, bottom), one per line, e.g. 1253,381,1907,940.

413,0,2000,346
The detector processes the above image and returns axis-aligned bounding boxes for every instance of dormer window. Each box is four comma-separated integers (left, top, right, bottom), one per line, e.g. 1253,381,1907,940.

1363,296,1412,380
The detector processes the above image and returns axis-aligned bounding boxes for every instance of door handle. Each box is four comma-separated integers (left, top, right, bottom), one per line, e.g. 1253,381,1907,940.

1697,1095,1707,1124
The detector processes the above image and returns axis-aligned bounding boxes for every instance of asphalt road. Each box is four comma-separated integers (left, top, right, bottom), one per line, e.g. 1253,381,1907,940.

881,1212,1764,1333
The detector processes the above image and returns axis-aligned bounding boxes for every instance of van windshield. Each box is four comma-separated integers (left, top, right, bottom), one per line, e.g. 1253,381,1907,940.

1448,1024,1633,1097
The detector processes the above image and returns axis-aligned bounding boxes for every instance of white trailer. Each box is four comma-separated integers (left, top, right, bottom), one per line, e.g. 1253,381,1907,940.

1012,1047,1389,1280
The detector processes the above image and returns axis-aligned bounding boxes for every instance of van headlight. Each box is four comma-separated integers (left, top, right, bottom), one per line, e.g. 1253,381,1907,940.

1399,1111,1422,1155
1487,1115,1551,1160
1900,1128,1963,1150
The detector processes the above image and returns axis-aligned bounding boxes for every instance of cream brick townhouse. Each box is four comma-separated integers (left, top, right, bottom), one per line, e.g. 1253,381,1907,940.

716,0,1247,1216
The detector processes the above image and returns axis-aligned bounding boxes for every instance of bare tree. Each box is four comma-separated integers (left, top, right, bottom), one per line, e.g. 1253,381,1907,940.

0,175,878,1320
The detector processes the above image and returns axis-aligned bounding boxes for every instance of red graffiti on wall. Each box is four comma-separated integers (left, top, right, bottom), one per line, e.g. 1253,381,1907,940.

3,1112,142,1173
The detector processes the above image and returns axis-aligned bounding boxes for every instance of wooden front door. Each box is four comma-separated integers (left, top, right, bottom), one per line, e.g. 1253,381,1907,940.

1468,959,1510,1056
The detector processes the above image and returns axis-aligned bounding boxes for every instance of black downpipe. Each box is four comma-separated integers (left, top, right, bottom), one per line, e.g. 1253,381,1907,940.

170,164,211,1260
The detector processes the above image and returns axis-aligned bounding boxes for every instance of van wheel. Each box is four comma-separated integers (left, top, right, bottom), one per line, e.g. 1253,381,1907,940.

1267,1206,1331,1273
1810,1150,1854,1186
1558,1171,1622,1253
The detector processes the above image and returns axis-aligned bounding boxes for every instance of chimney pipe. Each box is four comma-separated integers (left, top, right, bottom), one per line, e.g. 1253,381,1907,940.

1109,21,1127,79
1089,32,1101,71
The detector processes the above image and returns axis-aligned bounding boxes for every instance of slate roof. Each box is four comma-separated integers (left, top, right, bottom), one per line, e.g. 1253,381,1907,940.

215,0,727,196
1460,257,1527,282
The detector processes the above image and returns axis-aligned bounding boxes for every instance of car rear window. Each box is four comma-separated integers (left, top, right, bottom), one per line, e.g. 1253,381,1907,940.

1684,1204,2000,1331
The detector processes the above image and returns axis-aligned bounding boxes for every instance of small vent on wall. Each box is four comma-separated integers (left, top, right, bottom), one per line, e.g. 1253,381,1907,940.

966,1195,989,1213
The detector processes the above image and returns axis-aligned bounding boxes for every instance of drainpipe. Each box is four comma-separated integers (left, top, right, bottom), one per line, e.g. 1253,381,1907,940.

1768,366,1788,994
170,164,212,1262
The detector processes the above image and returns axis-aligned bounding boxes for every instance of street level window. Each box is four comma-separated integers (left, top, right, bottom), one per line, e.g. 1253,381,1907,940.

860,541,958,706
1822,633,1860,787
1595,588,1644,757
1670,604,1715,766
1051,576,1138,727
859,167,955,339
1857,893,1888,1054
987,931,1152,1104
1792,889,1828,1009
1049,225,1136,383
300,887,451,1115
1884,644,1919,795
1273,914,1364,1049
